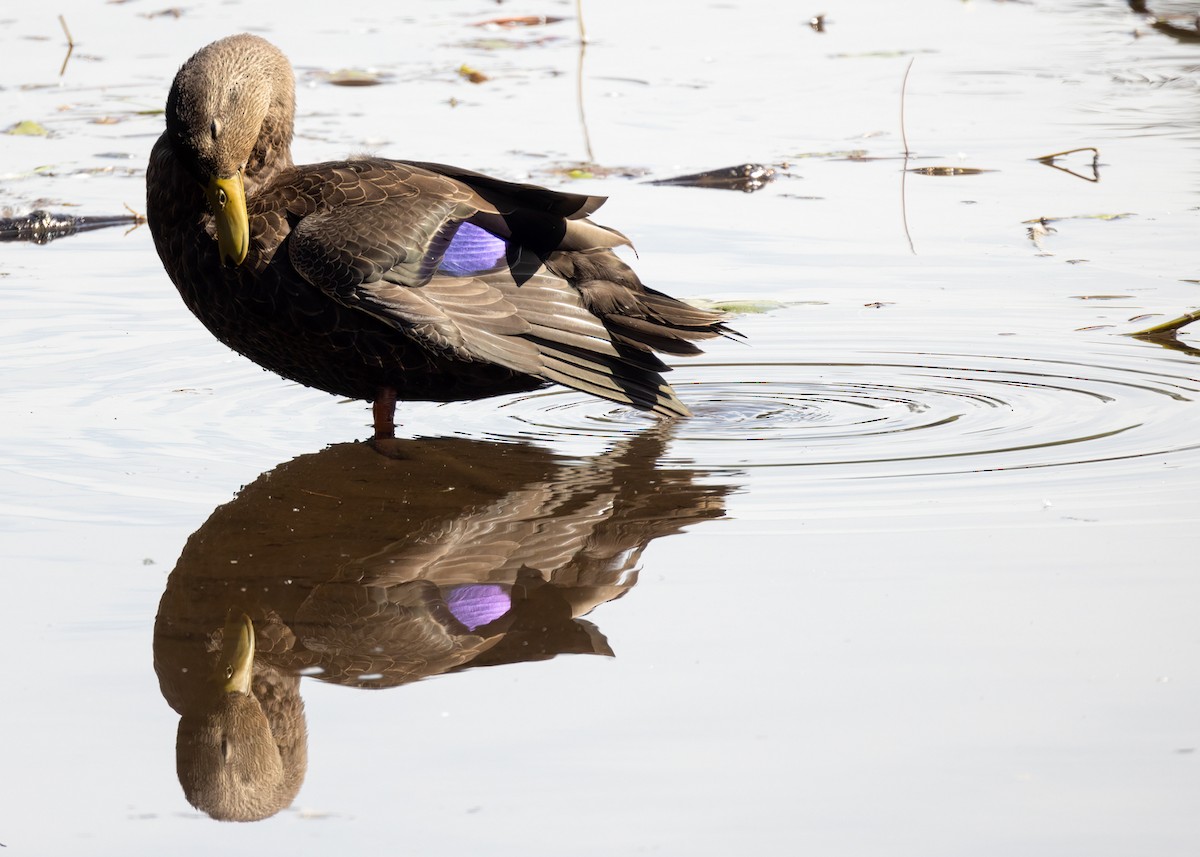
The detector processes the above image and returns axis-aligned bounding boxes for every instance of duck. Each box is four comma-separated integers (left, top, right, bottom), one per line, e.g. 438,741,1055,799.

146,34,733,438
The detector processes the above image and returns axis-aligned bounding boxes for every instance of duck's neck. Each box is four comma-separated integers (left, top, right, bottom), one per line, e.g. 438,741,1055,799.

244,93,295,196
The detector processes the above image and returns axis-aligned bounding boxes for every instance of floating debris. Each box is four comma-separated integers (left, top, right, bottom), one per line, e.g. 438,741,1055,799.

1150,16,1200,42
457,63,489,84
690,298,822,314
473,15,565,27
1033,146,1100,182
1021,212,1135,224
58,14,74,77
0,208,143,245
318,68,390,87
792,149,868,160
648,163,776,192
809,14,827,32
1130,309,1200,337
5,120,49,137
539,162,648,181
908,166,994,176
1026,218,1057,249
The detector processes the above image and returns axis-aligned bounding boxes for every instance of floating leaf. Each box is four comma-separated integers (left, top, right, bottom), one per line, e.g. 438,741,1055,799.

539,162,647,180
322,68,388,87
460,38,521,51
830,49,937,59
691,299,797,314
458,64,489,84
792,149,868,159
6,120,49,136
714,300,786,314
474,15,565,27
1022,212,1135,224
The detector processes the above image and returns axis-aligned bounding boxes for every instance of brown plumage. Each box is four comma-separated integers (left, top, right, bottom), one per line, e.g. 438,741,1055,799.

146,34,733,437
153,432,731,820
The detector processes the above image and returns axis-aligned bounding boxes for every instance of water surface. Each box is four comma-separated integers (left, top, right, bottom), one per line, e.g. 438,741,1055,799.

1,0,1199,853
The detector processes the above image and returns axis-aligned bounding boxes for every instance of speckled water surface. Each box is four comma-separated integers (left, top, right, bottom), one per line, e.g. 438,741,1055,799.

2,0,1199,853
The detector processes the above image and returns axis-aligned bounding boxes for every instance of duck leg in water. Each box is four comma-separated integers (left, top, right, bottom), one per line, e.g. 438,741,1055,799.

373,388,398,440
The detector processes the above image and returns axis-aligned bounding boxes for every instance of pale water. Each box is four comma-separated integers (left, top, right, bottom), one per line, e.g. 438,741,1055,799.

2,0,1199,853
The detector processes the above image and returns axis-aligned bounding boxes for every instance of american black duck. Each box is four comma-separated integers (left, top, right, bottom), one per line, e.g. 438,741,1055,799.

147,34,733,437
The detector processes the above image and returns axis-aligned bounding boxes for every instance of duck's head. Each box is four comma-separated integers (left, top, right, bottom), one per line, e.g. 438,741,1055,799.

175,613,303,822
165,34,295,266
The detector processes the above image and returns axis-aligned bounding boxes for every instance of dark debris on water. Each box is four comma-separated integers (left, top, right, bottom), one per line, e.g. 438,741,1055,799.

647,163,777,192
0,208,143,244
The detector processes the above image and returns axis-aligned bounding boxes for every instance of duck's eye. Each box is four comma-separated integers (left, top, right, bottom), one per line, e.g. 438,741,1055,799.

210,118,220,140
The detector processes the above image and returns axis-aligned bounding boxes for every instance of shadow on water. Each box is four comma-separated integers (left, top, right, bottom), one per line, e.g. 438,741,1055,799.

152,429,732,822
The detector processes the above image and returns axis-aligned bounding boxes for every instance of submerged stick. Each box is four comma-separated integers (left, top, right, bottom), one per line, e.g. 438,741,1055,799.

1129,310,1200,338
900,57,914,157
576,0,588,44
58,15,75,77
899,57,915,255
575,0,594,164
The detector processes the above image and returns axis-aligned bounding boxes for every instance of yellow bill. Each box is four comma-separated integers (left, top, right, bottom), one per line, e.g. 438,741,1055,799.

205,172,249,266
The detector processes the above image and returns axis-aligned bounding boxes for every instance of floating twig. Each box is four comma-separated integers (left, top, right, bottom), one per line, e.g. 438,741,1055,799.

1129,309,1200,338
123,202,147,234
1151,17,1200,43
1033,146,1100,182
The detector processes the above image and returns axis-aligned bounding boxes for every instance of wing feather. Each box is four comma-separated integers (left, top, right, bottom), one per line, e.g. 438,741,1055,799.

279,158,725,415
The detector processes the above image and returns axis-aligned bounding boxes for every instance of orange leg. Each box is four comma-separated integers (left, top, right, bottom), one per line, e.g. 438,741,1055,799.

372,387,398,439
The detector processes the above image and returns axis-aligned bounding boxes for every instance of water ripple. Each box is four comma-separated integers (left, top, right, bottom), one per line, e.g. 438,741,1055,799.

481,349,1200,478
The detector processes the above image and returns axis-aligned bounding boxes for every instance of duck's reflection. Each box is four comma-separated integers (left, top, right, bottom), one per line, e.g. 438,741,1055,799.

153,431,730,821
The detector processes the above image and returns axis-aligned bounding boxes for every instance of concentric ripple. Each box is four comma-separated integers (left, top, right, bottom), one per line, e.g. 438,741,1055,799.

470,345,1200,479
